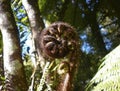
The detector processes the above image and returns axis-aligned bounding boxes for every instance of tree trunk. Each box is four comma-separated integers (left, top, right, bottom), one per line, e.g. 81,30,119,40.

22,0,45,63
22,0,45,38
86,11,107,56
0,0,28,90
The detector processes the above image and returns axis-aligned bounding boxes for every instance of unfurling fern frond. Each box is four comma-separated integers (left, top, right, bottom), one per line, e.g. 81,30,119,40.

39,22,79,60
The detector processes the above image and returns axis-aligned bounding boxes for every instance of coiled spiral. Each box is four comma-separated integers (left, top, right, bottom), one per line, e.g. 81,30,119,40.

39,22,78,59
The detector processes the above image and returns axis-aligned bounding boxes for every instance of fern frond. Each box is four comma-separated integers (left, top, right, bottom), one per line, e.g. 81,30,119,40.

86,44,120,91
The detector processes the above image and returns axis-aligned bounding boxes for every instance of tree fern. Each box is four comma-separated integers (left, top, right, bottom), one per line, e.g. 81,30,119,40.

86,44,120,91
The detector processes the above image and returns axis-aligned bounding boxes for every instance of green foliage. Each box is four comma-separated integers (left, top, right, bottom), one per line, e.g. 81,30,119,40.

86,45,120,91
38,0,87,29
24,60,33,85
38,0,59,22
12,1,29,32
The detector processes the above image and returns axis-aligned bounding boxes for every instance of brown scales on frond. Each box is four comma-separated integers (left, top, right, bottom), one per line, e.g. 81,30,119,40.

39,22,79,60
